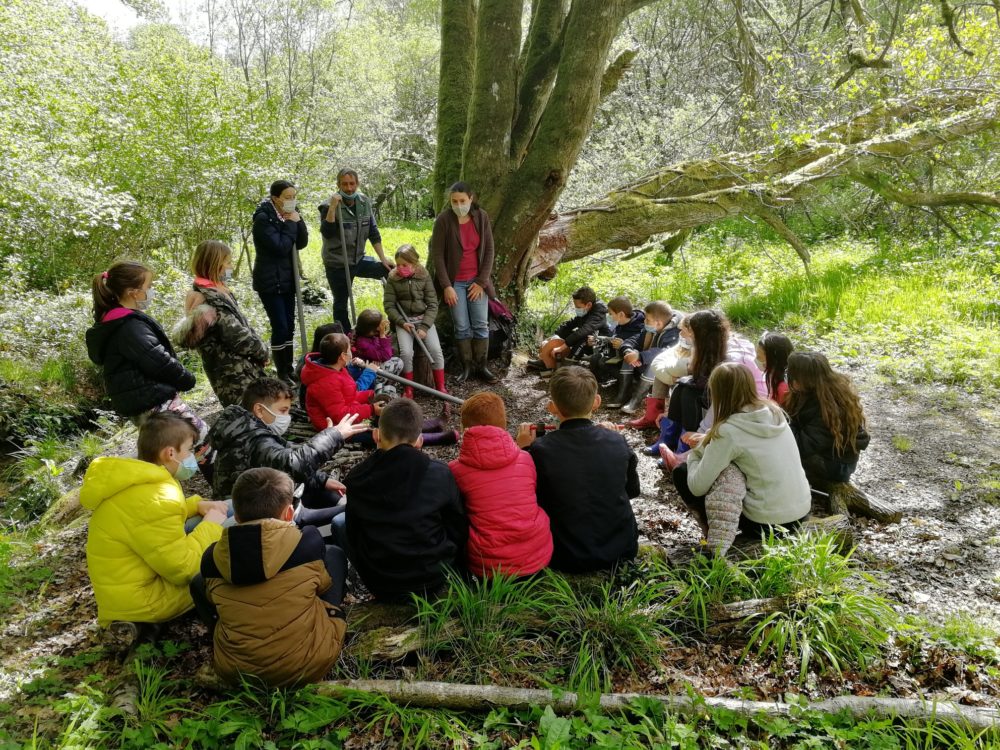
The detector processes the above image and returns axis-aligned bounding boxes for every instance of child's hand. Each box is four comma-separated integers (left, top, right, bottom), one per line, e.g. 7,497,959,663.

623,351,640,366
416,328,427,340
325,477,346,493
611,337,623,349
515,423,536,448
203,509,228,525
681,431,704,447
329,413,370,441
197,499,229,518
365,362,379,372
597,421,621,432
403,322,415,334
351,357,365,367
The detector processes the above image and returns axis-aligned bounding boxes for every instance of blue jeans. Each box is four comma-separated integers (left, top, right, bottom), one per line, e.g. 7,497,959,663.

257,291,296,349
325,257,389,332
451,280,489,340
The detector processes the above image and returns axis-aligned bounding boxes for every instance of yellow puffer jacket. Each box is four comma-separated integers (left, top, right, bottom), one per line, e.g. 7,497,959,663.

204,519,347,687
80,456,223,626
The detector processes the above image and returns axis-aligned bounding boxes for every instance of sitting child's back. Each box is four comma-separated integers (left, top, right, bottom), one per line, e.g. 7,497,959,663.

344,400,467,600
449,393,552,577
201,468,346,687
520,367,640,573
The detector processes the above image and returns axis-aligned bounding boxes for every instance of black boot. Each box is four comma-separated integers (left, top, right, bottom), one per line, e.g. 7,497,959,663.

472,338,499,384
605,370,635,409
621,378,652,414
455,339,473,382
273,345,295,384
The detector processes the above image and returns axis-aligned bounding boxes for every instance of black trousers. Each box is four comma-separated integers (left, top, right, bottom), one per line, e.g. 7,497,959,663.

666,380,707,433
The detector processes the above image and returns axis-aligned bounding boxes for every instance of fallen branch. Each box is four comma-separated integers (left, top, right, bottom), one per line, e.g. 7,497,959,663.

315,679,1000,730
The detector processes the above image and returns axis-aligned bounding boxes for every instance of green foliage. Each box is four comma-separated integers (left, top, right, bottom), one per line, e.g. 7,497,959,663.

0,537,54,616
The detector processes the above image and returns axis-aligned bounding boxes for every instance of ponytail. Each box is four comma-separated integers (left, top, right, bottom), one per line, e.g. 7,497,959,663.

92,261,150,323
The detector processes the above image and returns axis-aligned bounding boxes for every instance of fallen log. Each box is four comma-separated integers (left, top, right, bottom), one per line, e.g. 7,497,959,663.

315,679,1000,730
828,482,902,524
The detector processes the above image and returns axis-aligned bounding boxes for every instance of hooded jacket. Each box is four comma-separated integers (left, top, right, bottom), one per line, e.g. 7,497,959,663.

686,405,811,526
85,309,196,417
202,520,346,687
208,404,344,498
384,264,439,332
344,444,467,600
251,198,309,295
788,393,870,463
173,282,268,407
613,310,647,355
300,354,374,428
553,300,610,349
80,456,222,625
526,419,640,573
449,426,552,577
623,311,683,366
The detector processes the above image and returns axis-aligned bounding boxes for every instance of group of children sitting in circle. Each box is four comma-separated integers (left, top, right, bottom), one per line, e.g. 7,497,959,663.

78,242,869,689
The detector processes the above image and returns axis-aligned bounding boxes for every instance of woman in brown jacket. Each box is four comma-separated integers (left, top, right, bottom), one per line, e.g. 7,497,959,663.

383,244,447,399
430,181,498,383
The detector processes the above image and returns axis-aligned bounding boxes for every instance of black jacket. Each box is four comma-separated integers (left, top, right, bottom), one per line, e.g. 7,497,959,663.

615,310,647,354
251,199,309,295
527,419,640,573
554,301,610,348
208,404,344,499
85,309,195,417
789,394,870,462
344,444,467,600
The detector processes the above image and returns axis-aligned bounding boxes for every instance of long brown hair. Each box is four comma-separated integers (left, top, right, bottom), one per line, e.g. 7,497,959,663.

91,261,150,323
192,240,232,283
703,363,781,445
688,310,730,379
785,351,866,455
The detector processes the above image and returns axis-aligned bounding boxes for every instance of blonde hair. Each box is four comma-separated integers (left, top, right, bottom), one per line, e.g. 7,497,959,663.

192,240,232,283
394,244,423,267
703,362,782,445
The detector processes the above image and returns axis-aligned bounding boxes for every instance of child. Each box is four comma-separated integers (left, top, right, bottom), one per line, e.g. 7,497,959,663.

449,393,552,578
209,377,368,505
383,244,447,400
757,332,794,404
517,366,640,573
785,351,870,484
669,363,811,557
351,308,404,398
527,286,610,377
174,240,269,407
80,412,228,629
296,322,348,407
645,316,694,454
344,399,468,601
617,301,684,426
592,296,645,398
194,468,347,687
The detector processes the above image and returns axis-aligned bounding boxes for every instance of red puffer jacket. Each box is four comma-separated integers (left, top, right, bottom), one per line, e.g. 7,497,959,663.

449,425,552,577
301,354,374,429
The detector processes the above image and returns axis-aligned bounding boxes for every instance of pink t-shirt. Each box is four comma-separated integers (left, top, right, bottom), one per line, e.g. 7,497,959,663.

455,220,480,282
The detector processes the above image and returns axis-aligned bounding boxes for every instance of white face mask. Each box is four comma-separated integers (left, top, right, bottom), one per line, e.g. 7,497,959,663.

136,288,155,310
222,268,233,284
261,404,292,436
281,199,297,213
451,202,471,217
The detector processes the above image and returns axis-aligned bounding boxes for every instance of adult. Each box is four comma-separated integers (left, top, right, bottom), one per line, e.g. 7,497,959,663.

318,168,394,332
430,181,497,384
252,180,309,383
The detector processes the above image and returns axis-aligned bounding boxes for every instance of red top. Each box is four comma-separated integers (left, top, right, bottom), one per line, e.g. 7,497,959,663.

455,220,480,282
300,354,374,428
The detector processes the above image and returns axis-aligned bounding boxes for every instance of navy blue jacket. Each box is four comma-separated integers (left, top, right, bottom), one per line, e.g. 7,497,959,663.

614,310,647,354
251,199,309,295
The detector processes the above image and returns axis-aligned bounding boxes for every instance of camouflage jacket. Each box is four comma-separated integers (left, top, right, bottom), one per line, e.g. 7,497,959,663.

208,405,345,498
174,283,269,407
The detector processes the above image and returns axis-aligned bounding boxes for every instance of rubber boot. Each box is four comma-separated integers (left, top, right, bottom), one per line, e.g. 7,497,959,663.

605,370,635,409
626,396,664,429
421,429,459,447
455,339,473,382
471,338,499,384
622,379,653,415
658,443,684,472
422,417,446,433
433,368,450,418
402,371,415,400
274,346,295,384
646,416,680,455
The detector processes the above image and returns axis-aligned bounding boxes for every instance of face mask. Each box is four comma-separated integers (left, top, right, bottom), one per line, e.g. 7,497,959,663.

644,324,658,334
136,288,155,310
222,268,233,284
281,199,297,213
397,265,414,278
261,404,292,436
339,190,356,201
680,337,693,348
451,202,471,217
173,453,200,481
606,315,617,329
574,307,587,318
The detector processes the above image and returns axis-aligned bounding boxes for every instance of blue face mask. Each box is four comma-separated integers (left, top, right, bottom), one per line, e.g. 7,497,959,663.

644,324,658,334
173,454,200,481
606,315,617,329
339,190,357,201
574,307,588,318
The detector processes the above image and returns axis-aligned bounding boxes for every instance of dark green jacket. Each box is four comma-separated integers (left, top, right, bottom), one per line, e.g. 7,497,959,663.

383,264,439,332
318,194,382,268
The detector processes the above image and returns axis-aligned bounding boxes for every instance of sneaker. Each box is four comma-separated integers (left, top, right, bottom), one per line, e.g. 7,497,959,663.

526,358,546,371
539,368,555,379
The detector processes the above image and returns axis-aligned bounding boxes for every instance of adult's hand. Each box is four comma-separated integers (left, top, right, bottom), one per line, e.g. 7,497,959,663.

325,194,342,221
284,210,301,222
467,282,484,301
443,286,458,307
381,257,396,272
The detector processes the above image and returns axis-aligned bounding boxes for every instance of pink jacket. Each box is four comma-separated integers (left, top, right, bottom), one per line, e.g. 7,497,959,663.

449,426,552,577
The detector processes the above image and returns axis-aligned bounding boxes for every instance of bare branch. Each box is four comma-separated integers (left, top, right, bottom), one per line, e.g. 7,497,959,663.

940,0,975,56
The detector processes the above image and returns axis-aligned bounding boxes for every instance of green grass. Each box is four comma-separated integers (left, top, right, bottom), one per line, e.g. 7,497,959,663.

892,434,914,452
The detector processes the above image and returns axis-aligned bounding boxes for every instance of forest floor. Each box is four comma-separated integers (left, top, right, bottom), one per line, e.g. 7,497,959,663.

1,352,999,742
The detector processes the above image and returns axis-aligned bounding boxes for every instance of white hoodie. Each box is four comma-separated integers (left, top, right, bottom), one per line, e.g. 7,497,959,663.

687,404,810,525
